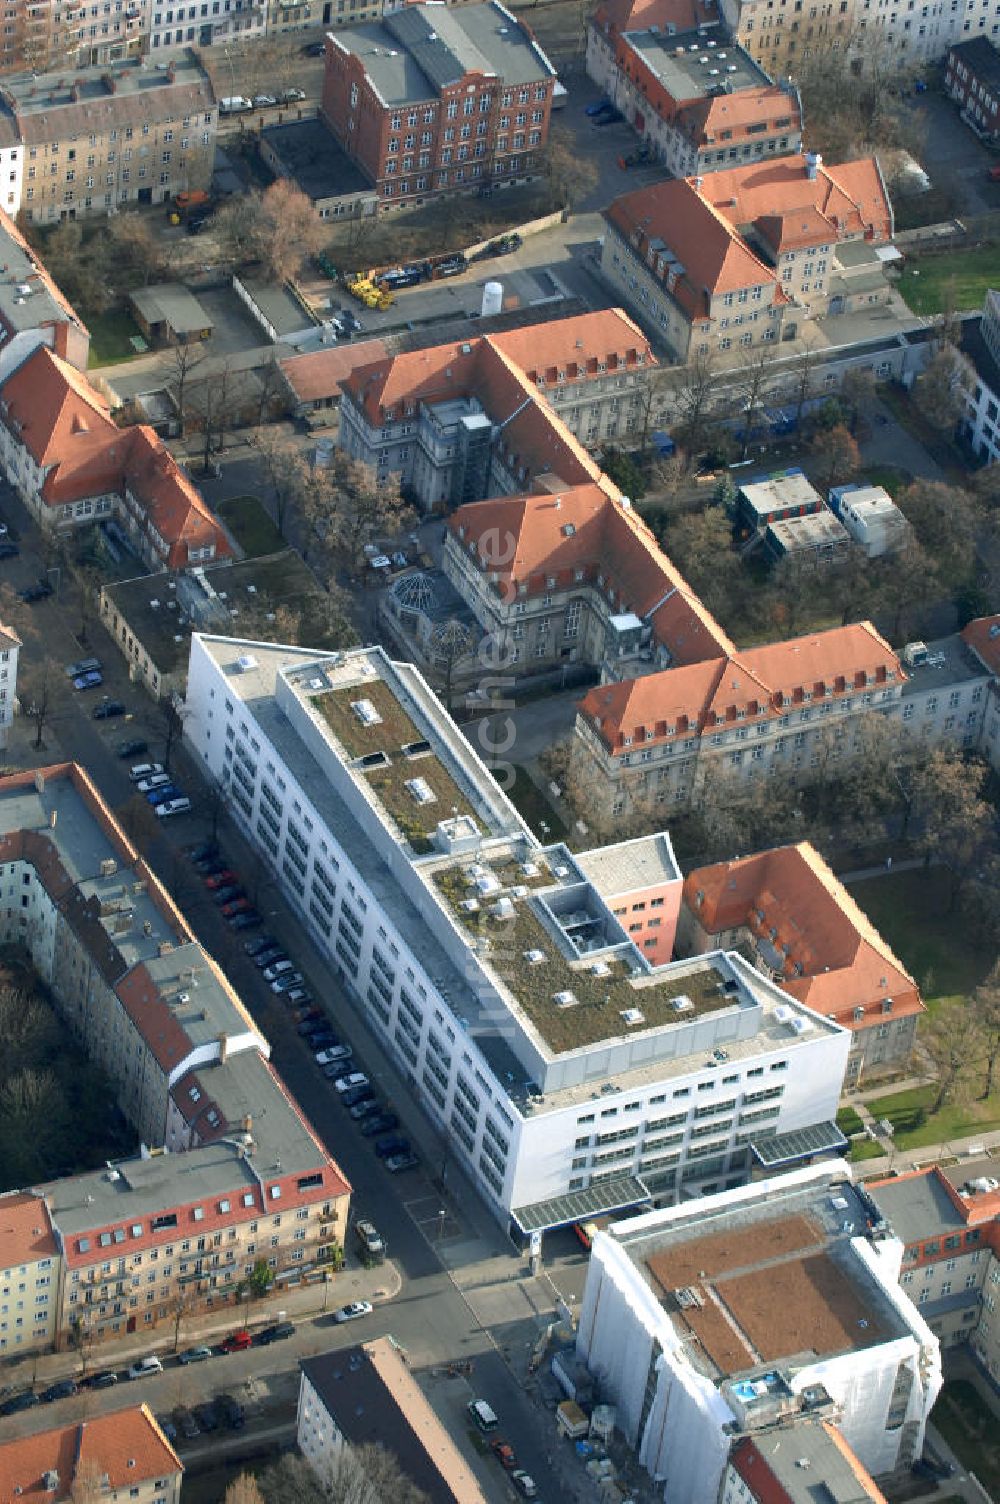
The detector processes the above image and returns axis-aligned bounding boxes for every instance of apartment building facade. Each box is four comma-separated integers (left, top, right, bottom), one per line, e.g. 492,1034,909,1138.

677,843,924,1088
588,20,802,177
185,636,851,1231
149,0,264,52
0,1405,183,1504
867,1166,1000,1368
0,51,216,223
0,621,17,749
0,764,350,1349
0,1191,60,1356
601,153,894,363
0,0,152,75
338,310,657,510
321,1,556,207
0,343,230,568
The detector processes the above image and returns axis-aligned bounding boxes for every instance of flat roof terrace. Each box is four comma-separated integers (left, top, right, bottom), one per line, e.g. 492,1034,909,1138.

625,28,770,101
646,1213,889,1375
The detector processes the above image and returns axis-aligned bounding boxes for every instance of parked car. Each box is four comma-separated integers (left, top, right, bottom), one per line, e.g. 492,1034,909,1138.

281,87,306,101
284,988,311,1007
215,1392,245,1429
296,1011,324,1033
205,869,238,890
189,840,219,862
594,107,623,126
341,1083,375,1108
491,1440,517,1469
304,40,325,53
307,1033,338,1053
93,699,126,719
0,1390,40,1414
0,541,18,559
137,772,171,792
360,1112,399,1137
156,797,192,817
42,1378,78,1402
128,1355,164,1379
316,1044,353,1067
156,1415,178,1443
271,970,304,993
84,1369,118,1390
173,1405,200,1441
192,1400,219,1432
585,97,611,115
245,934,276,956
222,897,252,918
385,1151,420,1173
66,657,102,680
117,738,148,758
212,885,243,905
512,1470,538,1498
229,911,262,930
255,947,286,969
131,763,165,782
333,1301,372,1323
374,1133,409,1158
263,959,295,981
349,1096,380,1120
220,1330,252,1353
178,1344,213,1365
253,93,277,107
73,670,103,690
147,787,180,807
333,1071,369,1094
255,1321,295,1345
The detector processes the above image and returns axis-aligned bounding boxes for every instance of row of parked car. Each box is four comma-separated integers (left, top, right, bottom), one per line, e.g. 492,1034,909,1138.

130,761,192,818
187,840,264,928
65,656,129,720
584,97,623,126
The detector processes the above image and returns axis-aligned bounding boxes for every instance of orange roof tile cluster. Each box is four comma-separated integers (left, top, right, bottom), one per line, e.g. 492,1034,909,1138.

0,1404,181,1504
489,307,655,384
580,621,902,751
0,1192,57,1271
682,842,924,1032
0,346,230,568
962,613,1000,674
593,0,714,43
279,336,390,404
605,154,891,315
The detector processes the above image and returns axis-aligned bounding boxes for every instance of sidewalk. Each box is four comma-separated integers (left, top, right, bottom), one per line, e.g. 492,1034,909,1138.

0,1257,401,1392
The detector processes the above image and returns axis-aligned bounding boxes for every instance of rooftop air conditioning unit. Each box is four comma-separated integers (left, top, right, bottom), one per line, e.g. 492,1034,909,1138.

621,1007,645,1026
672,994,694,1013
524,948,546,964
553,989,578,1007
351,697,382,726
459,899,480,913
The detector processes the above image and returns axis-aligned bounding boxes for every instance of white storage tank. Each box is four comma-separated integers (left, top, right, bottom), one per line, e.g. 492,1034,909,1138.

481,280,503,317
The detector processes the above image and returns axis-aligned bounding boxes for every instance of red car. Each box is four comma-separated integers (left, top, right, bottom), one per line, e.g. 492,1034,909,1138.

221,1330,252,1353
221,897,251,917
491,1440,516,1469
204,869,237,890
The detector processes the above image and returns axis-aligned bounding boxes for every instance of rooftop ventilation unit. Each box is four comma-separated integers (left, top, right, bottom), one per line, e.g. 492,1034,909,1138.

236,653,257,673
308,677,325,691
509,884,528,899
520,862,540,878
492,896,515,920
621,1007,645,1026
524,948,546,964
351,697,382,726
789,1016,811,1034
671,994,694,1013
460,898,480,913
405,776,435,804
553,989,579,1007
591,961,611,978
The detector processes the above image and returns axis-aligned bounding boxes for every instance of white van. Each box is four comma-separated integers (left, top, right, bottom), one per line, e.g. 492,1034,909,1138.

219,96,252,115
467,1398,499,1433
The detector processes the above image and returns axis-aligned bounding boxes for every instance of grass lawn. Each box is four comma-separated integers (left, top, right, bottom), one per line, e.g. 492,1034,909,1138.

931,1380,1000,1500
86,306,147,367
898,245,1000,315
851,1138,887,1163
848,867,995,1007
497,765,568,843
836,1106,865,1137
862,464,912,498
866,1082,1000,1149
215,496,285,558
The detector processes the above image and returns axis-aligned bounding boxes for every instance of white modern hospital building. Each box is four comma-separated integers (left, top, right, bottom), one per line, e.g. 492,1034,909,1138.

185,636,851,1236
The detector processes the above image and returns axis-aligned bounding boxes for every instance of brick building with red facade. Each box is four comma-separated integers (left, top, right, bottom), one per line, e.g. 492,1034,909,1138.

321,0,557,206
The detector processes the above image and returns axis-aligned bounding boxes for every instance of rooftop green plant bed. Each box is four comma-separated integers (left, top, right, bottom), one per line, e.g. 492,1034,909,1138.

315,680,422,758
363,754,476,852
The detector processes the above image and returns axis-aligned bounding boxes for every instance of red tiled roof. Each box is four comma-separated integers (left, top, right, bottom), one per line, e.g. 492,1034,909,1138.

683,842,924,1031
593,0,712,41
489,308,655,383
279,337,389,404
703,155,893,244
962,613,1000,674
0,1192,57,1272
0,346,230,567
0,1404,181,1504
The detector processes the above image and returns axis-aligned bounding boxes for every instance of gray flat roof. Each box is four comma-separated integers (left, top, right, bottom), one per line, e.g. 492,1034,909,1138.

624,27,768,102
866,1170,967,1247
767,513,849,550
332,1,552,106
900,632,991,696
239,277,315,339
748,1419,881,1502
576,832,680,897
261,118,372,201
130,283,213,337
103,553,323,675
0,217,84,339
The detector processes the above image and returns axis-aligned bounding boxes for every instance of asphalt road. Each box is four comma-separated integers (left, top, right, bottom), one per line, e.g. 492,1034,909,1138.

0,485,605,1504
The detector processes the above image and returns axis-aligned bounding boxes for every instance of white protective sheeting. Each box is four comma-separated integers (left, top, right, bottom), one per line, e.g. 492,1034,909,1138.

577,1232,734,1504
789,1338,928,1477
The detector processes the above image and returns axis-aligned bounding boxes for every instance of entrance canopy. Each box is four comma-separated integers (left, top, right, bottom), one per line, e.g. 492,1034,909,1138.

512,1175,651,1236
750,1121,847,1170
